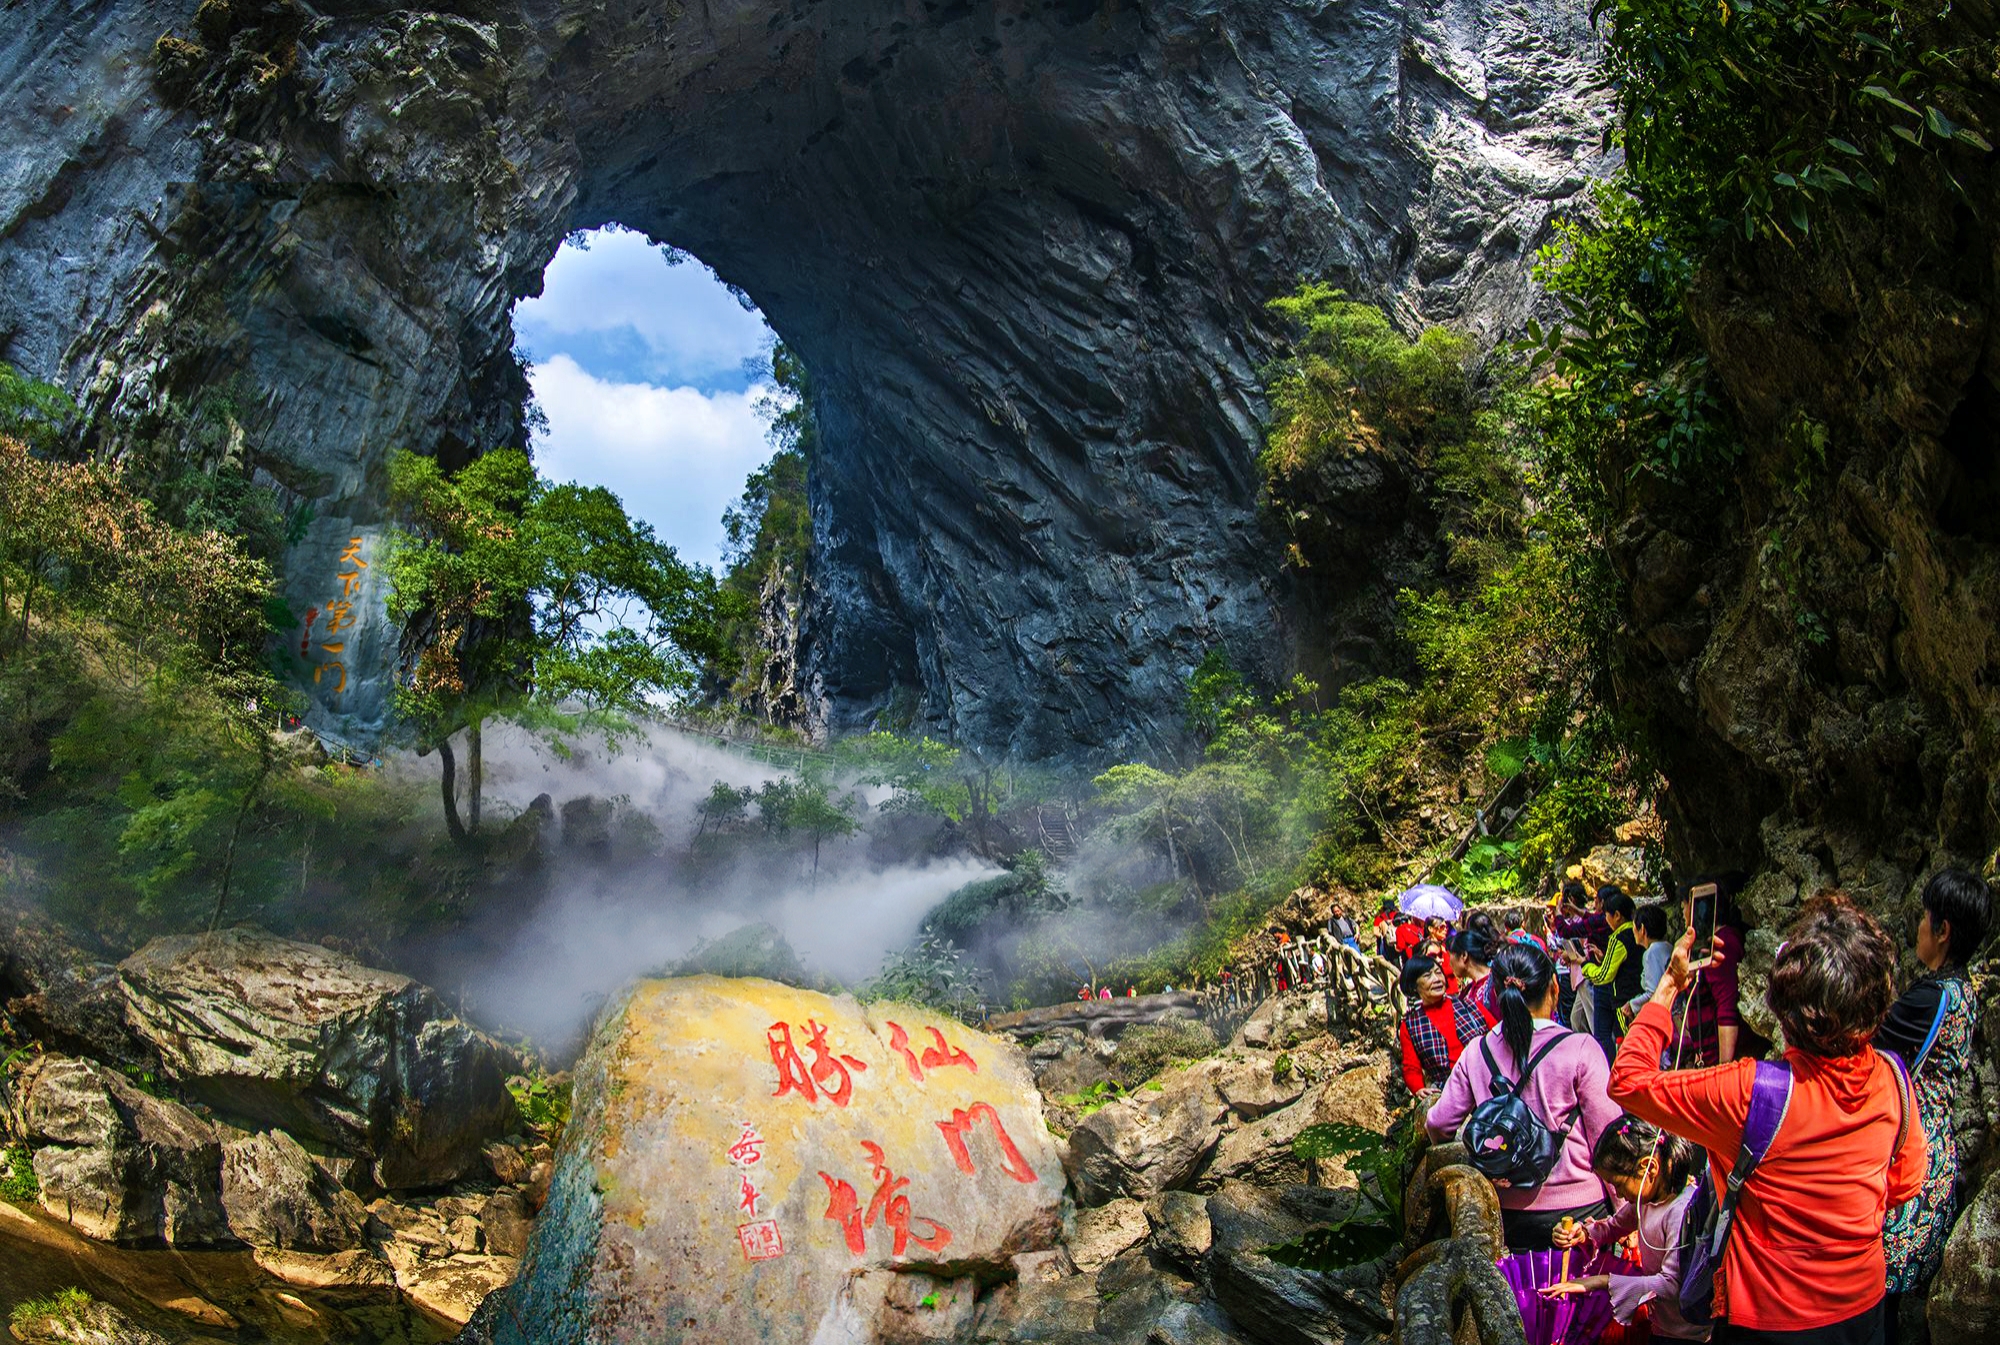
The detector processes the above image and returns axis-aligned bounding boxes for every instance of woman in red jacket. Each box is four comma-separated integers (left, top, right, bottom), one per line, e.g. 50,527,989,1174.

1397,956,1486,1097
1610,892,1925,1345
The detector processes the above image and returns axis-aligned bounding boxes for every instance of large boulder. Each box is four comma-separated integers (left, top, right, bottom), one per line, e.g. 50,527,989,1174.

479,976,1065,1344
217,1128,367,1252
116,928,519,1188
1205,1181,1394,1345
12,1055,227,1246
1064,1053,1306,1206
1932,1163,2000,1345
0,899,143,1067
1198,1060,1392,1191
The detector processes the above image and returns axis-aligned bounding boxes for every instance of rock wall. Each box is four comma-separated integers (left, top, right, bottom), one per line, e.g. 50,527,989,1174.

1601,120,2000,940
0,0,1610,757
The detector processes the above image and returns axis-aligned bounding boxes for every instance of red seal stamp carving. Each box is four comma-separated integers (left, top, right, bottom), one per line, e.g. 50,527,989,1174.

738,1218,785,1261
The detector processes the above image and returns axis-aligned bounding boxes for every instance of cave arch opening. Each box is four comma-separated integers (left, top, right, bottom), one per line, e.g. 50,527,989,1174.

509,223,791,577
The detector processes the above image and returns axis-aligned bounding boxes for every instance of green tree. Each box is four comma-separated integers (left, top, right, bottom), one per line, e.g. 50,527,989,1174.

384,448,727,840
753,775,858,877
835,731,969,820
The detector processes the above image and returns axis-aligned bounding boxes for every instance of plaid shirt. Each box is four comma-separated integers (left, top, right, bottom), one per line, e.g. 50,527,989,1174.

1402,997,1490,1085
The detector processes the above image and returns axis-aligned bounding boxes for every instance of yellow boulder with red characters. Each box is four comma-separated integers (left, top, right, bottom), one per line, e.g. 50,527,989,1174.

471,976,1066,1343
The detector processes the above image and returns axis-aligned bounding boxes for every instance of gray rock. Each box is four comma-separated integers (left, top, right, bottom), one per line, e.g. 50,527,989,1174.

0,900,143,1068
969,1272,1104,1344
1207,1055,1308,1122
1149,1300,1257,1345
1146,1190,1215,1271
14,1055,227,1246
0,0,1609,760
480,1188,534,1259
116,928,518,1188
1093,1249,1207,1345
1065,1070,1225,1207
218,1128,367,1252
1199,1060,1391,1191
812,1268,981,1344
1067,1197,1151,1273
1932,1159,2000,1345
1205,1181,1393,1345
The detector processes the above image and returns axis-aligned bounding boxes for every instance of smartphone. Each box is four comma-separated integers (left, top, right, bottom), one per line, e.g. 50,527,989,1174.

1688,882,1718,971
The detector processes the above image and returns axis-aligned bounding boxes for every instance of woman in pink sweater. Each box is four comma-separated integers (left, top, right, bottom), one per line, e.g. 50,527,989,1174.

1426,938,1623,1249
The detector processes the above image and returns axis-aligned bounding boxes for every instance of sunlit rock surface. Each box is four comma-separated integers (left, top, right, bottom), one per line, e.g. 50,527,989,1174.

117,929,519,1189
0,0,1610,757
14,1054,227,1246
471,976,1064,1344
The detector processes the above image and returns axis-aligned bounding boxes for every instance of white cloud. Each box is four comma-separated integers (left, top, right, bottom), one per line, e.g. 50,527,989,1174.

514,228,773,389
528,354,776,572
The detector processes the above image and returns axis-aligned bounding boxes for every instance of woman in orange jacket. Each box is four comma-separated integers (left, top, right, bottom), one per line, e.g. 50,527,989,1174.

1609,893,1926,1345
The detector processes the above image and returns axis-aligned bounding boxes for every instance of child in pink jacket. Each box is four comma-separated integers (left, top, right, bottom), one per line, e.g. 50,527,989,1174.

1549,1114,1709,1339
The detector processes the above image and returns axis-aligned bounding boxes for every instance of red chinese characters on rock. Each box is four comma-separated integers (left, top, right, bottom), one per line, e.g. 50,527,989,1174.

738,1218,785,1262
768,1019,869,1107
885,1021,980,1083
817,1142,953,1260
726,1123,766,1167
937,1103,1038,1184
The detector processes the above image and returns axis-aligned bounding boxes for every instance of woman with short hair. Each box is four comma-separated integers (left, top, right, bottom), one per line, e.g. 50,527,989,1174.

1426,939,1622,1250
1878,868,1992,1342
1610,892,1927,1344
1397,955,1485,1097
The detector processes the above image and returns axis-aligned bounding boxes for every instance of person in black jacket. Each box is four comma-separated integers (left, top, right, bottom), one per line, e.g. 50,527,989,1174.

1878,867,1992,1344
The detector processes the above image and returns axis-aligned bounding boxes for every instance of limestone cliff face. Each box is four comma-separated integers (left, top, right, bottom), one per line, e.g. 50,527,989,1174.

1602,121,2000,982
0,0,1609,755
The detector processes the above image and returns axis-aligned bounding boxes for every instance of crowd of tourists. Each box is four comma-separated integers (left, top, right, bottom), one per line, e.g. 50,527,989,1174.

1385,868,1991,1345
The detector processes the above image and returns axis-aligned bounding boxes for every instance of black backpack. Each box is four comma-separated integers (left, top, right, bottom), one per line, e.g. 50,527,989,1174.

1458,1032,1584,1189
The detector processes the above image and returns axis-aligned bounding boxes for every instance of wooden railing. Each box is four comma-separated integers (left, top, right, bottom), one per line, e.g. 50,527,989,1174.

1189,931,1406,1037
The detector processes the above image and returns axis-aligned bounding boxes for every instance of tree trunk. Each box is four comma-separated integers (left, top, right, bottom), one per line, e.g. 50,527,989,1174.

211,746,274,933
438,735,467,843
467,718,482,833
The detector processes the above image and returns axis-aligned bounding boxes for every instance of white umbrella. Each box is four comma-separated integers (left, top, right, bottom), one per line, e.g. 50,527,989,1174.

1396,884,1463,921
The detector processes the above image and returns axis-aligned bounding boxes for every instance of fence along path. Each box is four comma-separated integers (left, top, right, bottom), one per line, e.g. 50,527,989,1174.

1190,930,1407,1038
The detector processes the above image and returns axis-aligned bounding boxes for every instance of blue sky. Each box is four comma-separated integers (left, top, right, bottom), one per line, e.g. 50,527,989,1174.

513,226,780,572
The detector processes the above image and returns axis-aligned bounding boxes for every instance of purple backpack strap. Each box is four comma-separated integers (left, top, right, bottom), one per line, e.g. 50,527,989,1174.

1728,1060,1794,1197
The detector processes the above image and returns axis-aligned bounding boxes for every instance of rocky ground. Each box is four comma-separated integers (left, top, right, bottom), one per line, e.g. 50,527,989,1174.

1,902,542,1340
11,876,2000,1345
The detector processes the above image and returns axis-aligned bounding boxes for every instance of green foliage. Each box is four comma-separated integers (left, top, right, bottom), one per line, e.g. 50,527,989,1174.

709,341,815,707
1113,1018,1218,1085
1267,1116,1425,1270
674,922,811,984
1594,0,1991,241
507,1071,572,1144
1,1143,39,1203
10,1288,91,1331
386,448,727,744
861,933,990,1019
752,776,859,872
835,731,969,820
1264,1218,1403,1271
1518,186,1724,498
0,362,76,454
923,851,1070,939
1054,1078,1127,1118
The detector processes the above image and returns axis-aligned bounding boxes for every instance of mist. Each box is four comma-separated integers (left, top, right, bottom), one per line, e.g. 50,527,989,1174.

396,721,1001,1056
